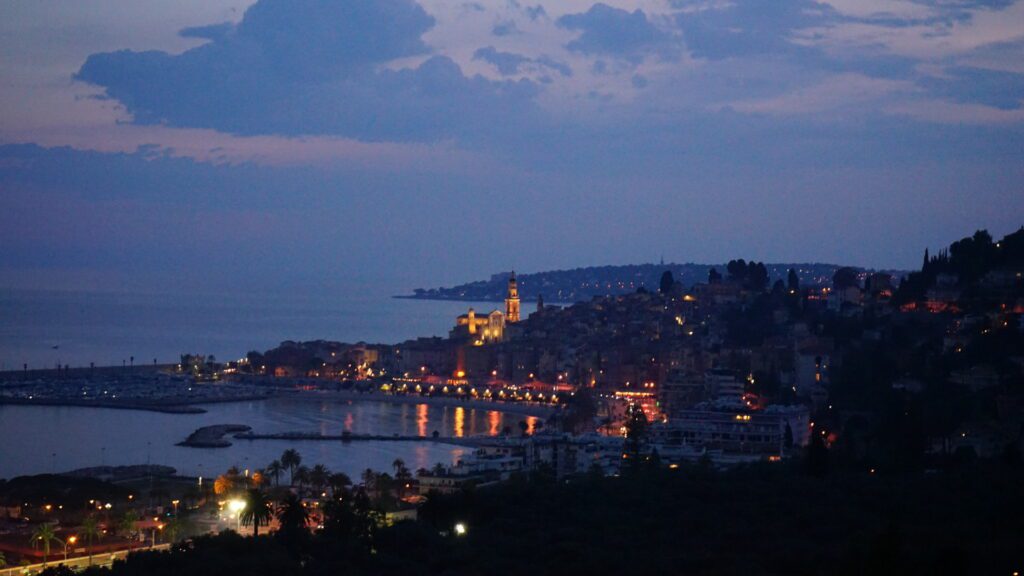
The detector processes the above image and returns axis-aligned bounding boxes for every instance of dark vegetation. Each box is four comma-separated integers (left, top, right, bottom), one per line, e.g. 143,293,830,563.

0,475,133,509
42,460,1024,576
896,227,1024,304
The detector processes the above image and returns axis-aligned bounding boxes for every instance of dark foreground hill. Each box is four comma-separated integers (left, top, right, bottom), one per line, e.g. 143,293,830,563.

45,462,1024,576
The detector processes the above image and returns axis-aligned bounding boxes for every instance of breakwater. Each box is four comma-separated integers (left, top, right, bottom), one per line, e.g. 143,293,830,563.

178,424,253,447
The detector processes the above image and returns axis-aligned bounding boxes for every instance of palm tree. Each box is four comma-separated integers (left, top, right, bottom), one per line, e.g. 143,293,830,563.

328,472,352,497
293,466,311,490
393,459,412,492
30,523,59,566
309,464,330,493
267,460,283,487
118,510,140,551
280,449,301,485
239,489,274,538
392,458,410,478
276,493,310,537
361,468,377,488
80,514,103,565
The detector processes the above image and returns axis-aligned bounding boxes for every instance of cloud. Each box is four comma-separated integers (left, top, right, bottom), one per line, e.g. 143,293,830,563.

74,0,541,142
724,73,915,115
178,22,234,42
672,0,838,60
884,97,1024,123
473,47,530,75
473,46,572,77
492,19,520,36
556,4,679,63
918,65,1024,109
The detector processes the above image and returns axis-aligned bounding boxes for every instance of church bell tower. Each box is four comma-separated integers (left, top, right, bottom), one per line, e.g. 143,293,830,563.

505,271,521,323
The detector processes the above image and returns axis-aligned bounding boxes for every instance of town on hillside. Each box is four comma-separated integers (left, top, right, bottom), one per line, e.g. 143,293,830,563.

224,227,1024,478
2,227,1022,574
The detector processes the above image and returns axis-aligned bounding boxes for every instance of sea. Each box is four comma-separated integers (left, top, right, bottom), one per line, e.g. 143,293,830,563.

0,288,524,480
0,288,499,370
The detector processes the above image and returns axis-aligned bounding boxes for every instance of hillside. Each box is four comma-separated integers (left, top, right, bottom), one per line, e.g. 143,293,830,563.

401,262,909,303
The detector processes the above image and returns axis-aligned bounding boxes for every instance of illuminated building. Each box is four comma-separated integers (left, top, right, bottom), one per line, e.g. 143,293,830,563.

451,271,520,344
453,307,505,343
505,271,520,323
649,405,810,463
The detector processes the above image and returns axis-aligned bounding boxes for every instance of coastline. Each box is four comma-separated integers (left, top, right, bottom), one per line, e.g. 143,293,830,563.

279,389,558,418
393,294,504,303
0,393,274,414
0,389,557,419
0,397,208,414
393,294,576,306
233,431,481,448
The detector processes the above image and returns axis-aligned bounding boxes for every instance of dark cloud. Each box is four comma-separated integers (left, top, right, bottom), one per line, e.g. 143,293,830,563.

536,55,572,77
236,0,434,72
669,1,923,86
525,5,547,21
671,0,1022,63
473,46,572,77
473,47,530,75
671,0,837,60
919,66,1024,109
178,22,233,42
75,0,541,142
556,4,678,63
492,19,520,36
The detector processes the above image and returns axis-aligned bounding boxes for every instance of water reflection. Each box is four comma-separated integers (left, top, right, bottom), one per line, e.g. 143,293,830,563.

416,404,428,437
0,399,539,479
454,406,465,438
526,415,538,435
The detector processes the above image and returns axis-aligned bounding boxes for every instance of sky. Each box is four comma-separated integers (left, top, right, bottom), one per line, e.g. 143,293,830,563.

1,0,1022,297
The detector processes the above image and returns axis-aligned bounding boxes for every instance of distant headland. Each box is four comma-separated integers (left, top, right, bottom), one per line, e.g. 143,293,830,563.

397,262,911,302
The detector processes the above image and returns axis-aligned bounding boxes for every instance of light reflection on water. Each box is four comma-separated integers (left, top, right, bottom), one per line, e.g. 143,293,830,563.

0,398,539,480
416,404,428,437
454,406,465,438
489,410,501,436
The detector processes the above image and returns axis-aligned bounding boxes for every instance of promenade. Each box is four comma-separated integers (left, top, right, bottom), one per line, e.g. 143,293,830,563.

0,544,170,576
298,389,558,418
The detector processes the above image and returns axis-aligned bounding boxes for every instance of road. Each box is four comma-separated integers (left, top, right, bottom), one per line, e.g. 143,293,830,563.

0,544,170,575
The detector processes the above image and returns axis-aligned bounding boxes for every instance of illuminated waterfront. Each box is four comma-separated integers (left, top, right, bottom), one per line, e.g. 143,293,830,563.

0,398,538,480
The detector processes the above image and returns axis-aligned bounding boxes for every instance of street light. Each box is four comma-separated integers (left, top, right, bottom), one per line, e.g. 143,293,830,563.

64,536,77,561
454,522,467,536
228,499,246,531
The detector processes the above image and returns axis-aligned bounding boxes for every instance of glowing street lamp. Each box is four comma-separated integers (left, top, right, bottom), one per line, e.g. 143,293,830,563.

228,499,246,531
64,536,77,561
453,522,467,536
